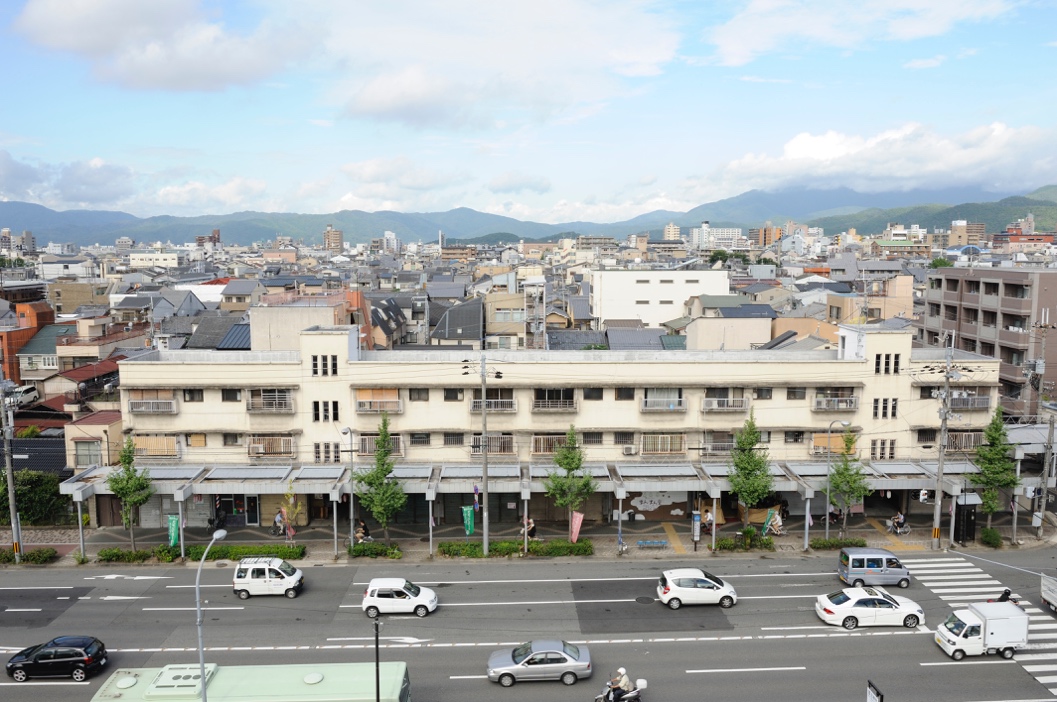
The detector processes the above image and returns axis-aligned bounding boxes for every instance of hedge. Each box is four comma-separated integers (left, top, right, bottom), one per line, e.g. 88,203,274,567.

980,527,1002,548
351,542,402,559
99,544,307,563
809,537,867,550
438,539,593,558
0,547,59,564
97,547,153,563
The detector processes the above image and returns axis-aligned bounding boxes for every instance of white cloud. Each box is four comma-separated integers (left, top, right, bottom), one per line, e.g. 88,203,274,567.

487,172,551,195
342,156,469,192
708,0,1013,66
904,55,947,69
55,157,136,204
0,150,47,199
740,75,793,83
153,177,268,212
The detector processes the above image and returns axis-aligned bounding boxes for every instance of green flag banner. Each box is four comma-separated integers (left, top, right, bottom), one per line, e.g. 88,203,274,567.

461,505,475,536
167,514,179,547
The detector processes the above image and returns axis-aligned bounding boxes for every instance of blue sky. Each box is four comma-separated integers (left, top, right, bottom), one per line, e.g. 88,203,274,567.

1,0,1056,223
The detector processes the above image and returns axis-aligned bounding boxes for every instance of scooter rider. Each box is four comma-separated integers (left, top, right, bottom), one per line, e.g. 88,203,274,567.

998,588,1013,602
608,667,633,702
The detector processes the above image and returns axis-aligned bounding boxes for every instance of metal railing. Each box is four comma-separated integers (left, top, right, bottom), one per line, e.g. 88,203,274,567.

641,397,687,412
247,398,294,413
470,399,517,412
355,399,403,414
532,399,578,412
813,397,859,411
128,399,177,414
701,397,750,412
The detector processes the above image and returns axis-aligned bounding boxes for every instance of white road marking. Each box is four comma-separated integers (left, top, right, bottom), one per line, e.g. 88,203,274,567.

688,666,806,673
141,607,244,611
450,675,489,679
920,660,1017,666
0,586,72,590
3,609,42,612
0,682,87,686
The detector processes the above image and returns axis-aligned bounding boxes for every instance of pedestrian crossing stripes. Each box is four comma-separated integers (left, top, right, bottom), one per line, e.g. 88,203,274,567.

903,557,1057,696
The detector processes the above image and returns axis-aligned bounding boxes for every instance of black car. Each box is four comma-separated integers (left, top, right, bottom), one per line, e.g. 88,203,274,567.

5,636,107,682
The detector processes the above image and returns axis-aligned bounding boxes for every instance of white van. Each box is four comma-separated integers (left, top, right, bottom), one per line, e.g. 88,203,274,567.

7,385,39,407
232,557,304,599
362,578,438,618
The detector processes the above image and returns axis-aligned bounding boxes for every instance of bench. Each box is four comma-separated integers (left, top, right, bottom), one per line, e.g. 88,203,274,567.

636,539,668,549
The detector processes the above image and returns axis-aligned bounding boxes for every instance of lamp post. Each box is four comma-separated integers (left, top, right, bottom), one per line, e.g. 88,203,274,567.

825,420,851,540
463,356,502,556
195,528,227,702
374,618,383,702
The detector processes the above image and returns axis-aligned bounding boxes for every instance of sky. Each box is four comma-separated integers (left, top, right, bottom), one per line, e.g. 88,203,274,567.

1,0,1056,224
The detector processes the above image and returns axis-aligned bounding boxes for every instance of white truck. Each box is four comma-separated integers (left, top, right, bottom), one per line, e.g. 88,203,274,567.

934,601,1029,660
1042,573,1057,614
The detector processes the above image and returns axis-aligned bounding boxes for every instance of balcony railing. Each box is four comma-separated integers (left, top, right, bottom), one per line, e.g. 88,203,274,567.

532,399,578,413
812,445,861,457
950,397,990,411
470,399,517,413
701,397,750,412
248,436,295,457
128,399,177,414
358,436,404,456
356,399,403,414
699,442,734,458
247,398,294,413
813,397,859,411
471,436,516,455
531,435,566,454
641,397,687,412
642,435,686,454
947,432,984,452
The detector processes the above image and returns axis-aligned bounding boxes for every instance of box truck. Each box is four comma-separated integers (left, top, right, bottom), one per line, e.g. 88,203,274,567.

934,601,1029,660
1042,573,1057,615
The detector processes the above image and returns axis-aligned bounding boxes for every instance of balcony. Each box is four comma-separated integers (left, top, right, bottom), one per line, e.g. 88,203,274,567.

356,399,403,414
812,397,859,412
532,399,578,413
641,434,686,454
247,398,294,414
532,435,566,454
946,432,984,453
701,398,750,412
641,397,687,413
358,435,404,456
950,397,991,411
128,399,177,414
248,436,295,457
471,435,516,455
699,443,734,460
470,399,517,413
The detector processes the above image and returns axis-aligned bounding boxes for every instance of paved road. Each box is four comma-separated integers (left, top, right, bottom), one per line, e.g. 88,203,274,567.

2,555,1056,701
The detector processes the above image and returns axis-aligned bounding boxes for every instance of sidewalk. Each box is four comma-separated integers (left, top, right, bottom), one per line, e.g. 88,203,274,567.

4,511,1056,567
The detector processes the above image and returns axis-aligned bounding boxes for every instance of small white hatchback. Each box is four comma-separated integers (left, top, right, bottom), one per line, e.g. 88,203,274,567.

362,578,438,618
657,568,737,610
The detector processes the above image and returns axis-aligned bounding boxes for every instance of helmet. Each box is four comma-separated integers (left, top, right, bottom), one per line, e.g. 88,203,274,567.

617,668,626,675
1004,589,1012,595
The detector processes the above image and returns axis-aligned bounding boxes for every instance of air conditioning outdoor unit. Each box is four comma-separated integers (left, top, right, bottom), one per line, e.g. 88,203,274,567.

249,444,266,456
622,445,638,456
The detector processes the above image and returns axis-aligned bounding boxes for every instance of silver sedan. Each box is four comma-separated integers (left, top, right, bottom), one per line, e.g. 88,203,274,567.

486,640,593,687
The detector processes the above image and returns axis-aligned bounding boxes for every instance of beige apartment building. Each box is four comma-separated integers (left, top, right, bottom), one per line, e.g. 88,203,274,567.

57,322,1018,538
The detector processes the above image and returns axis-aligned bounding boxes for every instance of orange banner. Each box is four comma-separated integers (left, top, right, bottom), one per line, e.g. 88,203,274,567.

570,511,584,543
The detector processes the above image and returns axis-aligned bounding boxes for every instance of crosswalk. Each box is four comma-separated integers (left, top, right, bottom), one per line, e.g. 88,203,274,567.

903,556,1057,695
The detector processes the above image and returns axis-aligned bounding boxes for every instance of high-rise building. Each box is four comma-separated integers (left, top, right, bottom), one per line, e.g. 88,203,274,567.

663,222,681,241
323,224,344,255
949,220,985,247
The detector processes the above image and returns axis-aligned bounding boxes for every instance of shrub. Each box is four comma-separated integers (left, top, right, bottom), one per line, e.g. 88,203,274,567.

437,539,593,558
153,545,176,563
386,547,402,559
0,548,16,563
438,541,484,558
97,547,152,563
980,527,1002,548
20,547,58,564
526,539,593,557
353,542,397,558
488,540,522,557
73,550,90,565
181,544,307,561
756,536,775,551
809,537,867,551
740,525,758,550
714,537,740,551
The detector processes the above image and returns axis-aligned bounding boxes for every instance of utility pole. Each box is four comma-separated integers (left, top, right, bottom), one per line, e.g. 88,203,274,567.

2,379,20,563
932,333,954,551
1041,416,1054,540
479,355,490,556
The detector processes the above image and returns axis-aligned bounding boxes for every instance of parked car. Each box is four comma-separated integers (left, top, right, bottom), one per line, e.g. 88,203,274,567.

5,636,107,682
232,557,304,599
657,567,737,610
486,639,592,687
6,385,39,408
362,577,438,618
815,586,924,630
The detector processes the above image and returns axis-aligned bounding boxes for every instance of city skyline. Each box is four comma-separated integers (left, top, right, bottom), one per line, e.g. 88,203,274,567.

1,1,1056,224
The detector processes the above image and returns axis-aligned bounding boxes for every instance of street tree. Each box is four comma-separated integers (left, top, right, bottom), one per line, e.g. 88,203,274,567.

729,411,773,525
105,438,154,551
544,425,597,539
355,413,407,546
827,430,872,535
972,407,1019,529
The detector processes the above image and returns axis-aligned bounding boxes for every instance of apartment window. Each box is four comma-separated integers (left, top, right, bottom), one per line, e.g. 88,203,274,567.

687,279,699,284
183,389,203,402
786,387,806,400
784,431,805,444
583,388,603,401
616,387,635,401
635,300,649,305
312,400,339,422
223,433,242,446
830,305,843,320
443,432,464,446
409,388,429,401
927,303,940,317
74,441,101,467
444,388,464,401
582,432,603,445
410,432,431,447
313,442,341,463
984,282,999,295
870,439,896,460
755,387,773,400
874,353,900,374
221,389,241,402
980,342,995,357
945,279,959,292
872,398,897,419
758,431,771,443
917,429,938,444
660,300,673,305
660,279,673,284
929,278,942,290
920,386,937,400
185,433,206,447
311,354,338,376
614,431,635,445
636,279,648,284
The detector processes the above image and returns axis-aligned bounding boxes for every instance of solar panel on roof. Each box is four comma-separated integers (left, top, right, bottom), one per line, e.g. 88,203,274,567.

616,464,697,477
440,465,520,478
206,467,292,480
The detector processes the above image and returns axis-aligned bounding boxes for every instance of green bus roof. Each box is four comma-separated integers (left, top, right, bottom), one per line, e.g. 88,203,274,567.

90,662,409,702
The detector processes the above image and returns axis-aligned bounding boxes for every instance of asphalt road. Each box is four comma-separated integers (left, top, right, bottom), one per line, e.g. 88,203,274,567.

2,552,1056,702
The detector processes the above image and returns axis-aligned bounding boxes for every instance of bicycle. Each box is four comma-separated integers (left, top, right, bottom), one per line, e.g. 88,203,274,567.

886,519,911,536
269,523,284,537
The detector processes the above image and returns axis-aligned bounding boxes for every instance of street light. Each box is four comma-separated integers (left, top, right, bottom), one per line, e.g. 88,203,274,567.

195,528,227,702
825,420,851,540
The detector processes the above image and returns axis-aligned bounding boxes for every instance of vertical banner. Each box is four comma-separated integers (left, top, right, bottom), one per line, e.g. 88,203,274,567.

167,514,179,547
473,484,480,512
762,508,776,535
462,505,475,535
570,511,585,543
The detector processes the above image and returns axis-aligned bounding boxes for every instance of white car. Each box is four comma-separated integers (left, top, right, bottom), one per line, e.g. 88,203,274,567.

362,577,438,618
815,586,924,630
657,568,737,610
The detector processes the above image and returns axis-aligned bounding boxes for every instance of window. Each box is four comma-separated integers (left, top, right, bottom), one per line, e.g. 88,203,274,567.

614,431,635,445
920,386,937,400
660,300,673,305
758,431,771,443
313,442,341,463
874,353,900,374
311,354,338,376
636,300,649,305
312,400,339,422
786,387,806,400
444,388,464,402
917,429,938,444
755,387,772,400
221,389,241,402
582,432,603,445
183,389,203,402
410,432,431,446
443,432,464,446
872,398,898,419
870,439,896,460
185,433,206,447
74,440,101,467
223,433,242,446
583,388,603,401
636,279,648,284
409,388,429,401
616,387,635,401
830,305,843,320
784,431,805,444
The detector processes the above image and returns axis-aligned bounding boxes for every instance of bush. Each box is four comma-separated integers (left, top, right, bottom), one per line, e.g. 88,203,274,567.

0,470,70,526
756,536,775,551
97,547,153,563
809,537,867,550
180,544,307,561
980,527,1002,548
73,550,90,565
527,539,593,557
714,537,740,551
437,539,593,558
20,547,58,564
740,525,758,550
438,541,484,558
153,544,176,563
352,542,398,558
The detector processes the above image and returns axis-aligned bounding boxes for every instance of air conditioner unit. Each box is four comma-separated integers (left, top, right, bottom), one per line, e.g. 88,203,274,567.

249,444,266,456
622,445,638,456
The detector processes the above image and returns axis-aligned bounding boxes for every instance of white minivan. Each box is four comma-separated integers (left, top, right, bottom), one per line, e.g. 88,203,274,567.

232,557,304,599
362,578,438,618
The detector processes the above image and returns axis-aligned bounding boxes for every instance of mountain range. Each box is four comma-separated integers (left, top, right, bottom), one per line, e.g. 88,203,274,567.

1,185,1055,248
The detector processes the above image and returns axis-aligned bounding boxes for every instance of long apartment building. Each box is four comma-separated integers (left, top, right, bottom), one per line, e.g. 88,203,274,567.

59,322,1013,536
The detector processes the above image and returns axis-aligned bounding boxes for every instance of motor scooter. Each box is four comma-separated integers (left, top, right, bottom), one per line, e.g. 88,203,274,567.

594,679,647,702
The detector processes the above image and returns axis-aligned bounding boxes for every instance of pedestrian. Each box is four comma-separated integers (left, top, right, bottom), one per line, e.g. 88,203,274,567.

703,509,714,535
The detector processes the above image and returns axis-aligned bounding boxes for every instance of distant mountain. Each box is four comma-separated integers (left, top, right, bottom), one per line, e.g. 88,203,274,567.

0,185,1049,247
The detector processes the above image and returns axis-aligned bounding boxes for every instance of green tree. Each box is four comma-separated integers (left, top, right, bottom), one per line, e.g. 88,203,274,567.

105,438,154,550
544,425,597,539
929,257,953,268
0,470,69,525
972,408,1019,528
729,411,773,525
15,425,41,439
709,250,729,265
827,430,872,535
355,413,407,546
